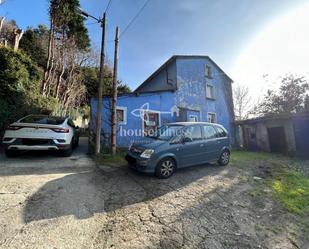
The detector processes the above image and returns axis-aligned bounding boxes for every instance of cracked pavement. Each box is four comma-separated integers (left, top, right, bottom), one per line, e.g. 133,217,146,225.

0,138,305,249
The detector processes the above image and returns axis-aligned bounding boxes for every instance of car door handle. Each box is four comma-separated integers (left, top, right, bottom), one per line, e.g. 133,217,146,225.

200,144,204,147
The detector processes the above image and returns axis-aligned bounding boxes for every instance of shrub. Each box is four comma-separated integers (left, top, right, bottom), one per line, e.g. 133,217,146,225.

0,47,56,133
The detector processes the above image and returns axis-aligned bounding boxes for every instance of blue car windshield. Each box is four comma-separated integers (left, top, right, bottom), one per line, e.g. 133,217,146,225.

150,125,184,140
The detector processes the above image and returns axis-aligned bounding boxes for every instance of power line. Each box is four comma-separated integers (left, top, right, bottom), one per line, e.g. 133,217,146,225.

120,0,151,38
105,0,112,14
86,21,100,25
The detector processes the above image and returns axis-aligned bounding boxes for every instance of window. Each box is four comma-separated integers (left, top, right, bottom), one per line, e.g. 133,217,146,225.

207,113,216,123
20,115,65,125
206,84,215,99
205,65,212,78
116,107,127,125
152,125,183,141
188,115,198,122
143,111,160,136
216,126,227,138
202,125,217,139
183,126,202,141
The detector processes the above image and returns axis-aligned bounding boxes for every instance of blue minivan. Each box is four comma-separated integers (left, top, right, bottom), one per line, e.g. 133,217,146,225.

125,122,231,178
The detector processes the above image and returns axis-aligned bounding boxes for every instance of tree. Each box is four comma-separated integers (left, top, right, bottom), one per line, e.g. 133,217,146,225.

304,95,309,112
0,47,58,132
254,75,309,115
19,25,49,68
42,0,90,97
0,19,18,46
233,83,251,120
83,65,131,104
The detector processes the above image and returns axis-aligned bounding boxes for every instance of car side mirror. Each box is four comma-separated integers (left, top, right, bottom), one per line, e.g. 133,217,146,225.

182,137,192,143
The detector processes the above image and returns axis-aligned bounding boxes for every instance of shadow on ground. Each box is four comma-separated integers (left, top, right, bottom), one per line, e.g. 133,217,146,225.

0,137,93,176
23,163,225,223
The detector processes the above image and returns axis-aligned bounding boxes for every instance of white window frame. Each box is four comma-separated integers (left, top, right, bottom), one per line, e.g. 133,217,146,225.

142,110,161,135
205,65,212,78
206,84,215,99
207,112,217,123
116,106,127,125
188,115,198,122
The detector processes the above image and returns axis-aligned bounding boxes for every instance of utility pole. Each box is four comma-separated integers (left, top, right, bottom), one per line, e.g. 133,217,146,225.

94,12,106,154
78,8,106,155
111,26,119,155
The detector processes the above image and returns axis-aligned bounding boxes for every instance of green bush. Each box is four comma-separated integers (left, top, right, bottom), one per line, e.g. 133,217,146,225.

0,47,57,134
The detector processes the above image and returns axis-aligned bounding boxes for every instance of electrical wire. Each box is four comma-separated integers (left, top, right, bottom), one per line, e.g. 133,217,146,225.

86,21,100,25
105,0,112,14
119,0,151,38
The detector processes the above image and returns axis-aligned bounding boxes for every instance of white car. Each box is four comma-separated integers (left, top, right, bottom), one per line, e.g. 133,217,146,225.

2,115,79,157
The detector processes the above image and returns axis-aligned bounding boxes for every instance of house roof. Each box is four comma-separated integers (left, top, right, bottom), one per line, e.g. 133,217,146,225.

235,112,309,125
134,55,233,93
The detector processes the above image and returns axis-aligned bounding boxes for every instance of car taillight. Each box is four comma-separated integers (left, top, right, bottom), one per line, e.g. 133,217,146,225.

6,125,22,131
51,128,69,133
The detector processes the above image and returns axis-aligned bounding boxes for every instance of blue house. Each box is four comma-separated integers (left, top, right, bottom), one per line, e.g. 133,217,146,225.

91,55,235,147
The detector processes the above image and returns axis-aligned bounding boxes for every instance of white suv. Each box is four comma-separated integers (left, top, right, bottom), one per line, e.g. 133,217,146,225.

2,115,79,157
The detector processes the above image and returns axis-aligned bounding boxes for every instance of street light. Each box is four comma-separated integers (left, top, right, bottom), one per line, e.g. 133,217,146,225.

77,8,101,23
78,8,106,155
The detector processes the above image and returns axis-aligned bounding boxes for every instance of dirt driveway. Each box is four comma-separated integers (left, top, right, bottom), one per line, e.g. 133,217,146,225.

0,141,308,249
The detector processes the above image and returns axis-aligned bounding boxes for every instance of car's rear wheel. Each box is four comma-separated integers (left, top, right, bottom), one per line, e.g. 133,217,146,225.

5,149,20,158
73,136,79,148
155,157,176,179
58,141,73,157
218,150,230,166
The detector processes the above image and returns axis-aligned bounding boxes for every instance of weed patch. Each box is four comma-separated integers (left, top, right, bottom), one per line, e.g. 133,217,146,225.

270,168,309,214
93,151,127,167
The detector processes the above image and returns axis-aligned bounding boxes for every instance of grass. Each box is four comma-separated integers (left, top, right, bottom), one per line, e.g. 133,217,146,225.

232,150,309,215
270,167,309,214
93,150,127,167
230,150,273,168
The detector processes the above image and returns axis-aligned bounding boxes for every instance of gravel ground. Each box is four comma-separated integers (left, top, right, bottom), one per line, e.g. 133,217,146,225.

0,140,307,249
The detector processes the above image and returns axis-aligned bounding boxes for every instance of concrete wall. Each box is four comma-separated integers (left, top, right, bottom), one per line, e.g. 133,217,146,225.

240,118,296,155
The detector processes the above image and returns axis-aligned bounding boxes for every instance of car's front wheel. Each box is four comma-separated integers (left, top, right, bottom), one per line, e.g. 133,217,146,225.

218,150,230,166
155,157,176,179
4,149,20,158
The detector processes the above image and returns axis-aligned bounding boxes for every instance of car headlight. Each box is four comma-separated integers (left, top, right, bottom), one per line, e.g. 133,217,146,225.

140,149,154,159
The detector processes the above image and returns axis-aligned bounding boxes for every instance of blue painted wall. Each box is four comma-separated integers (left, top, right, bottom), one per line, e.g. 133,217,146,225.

292,115,309,158
90,56,235,147
91,91,175,147
175,57,234,135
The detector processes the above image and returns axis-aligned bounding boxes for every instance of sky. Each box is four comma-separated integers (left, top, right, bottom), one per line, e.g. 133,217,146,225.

1,0,309,101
